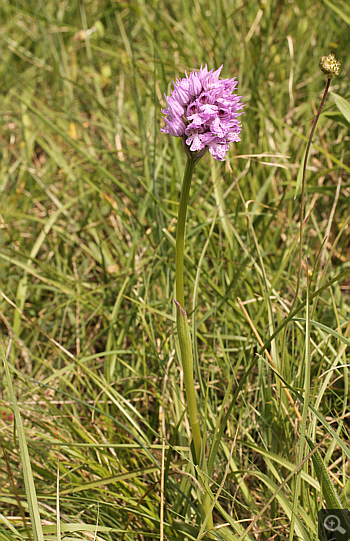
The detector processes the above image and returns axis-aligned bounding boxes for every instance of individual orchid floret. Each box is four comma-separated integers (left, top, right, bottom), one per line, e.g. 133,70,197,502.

161,64,245,161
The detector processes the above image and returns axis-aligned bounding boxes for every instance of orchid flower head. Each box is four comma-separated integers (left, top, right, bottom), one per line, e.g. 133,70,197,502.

160,64,245,161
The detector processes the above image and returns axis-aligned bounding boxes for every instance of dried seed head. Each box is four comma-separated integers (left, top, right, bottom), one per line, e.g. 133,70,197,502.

319,54,341,78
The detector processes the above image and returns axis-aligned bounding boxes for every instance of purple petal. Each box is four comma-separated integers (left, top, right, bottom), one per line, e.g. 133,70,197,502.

186,133,205,152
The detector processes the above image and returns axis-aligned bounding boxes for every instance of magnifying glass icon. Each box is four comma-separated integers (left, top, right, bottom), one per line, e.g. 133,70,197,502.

324,514,346,534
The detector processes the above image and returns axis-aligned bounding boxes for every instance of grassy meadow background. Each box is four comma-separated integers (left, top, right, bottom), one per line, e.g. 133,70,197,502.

0,0,350,539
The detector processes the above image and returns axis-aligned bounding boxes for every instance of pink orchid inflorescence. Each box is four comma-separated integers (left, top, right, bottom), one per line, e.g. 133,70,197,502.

160,64,245,161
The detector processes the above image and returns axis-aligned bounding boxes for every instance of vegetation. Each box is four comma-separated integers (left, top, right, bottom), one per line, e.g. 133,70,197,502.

0,0,349,539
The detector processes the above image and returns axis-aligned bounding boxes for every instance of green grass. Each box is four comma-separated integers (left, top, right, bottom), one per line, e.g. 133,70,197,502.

0,0,349,539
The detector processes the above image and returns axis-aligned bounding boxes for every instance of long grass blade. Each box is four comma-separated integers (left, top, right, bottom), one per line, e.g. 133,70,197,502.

1,344,44,541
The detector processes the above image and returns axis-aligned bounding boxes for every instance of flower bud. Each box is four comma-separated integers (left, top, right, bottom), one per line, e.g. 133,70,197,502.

165,116,186,136
189,73,202,96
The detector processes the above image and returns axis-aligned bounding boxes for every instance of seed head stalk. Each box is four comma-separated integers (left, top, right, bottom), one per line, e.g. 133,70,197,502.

300,77,331,228
290,53,340,540
295,54,340,304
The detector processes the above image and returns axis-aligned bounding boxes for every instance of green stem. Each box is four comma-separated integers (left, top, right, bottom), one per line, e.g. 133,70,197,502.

175,155,201,462
174,155,213,534
175,156,196,310
175,302,202,464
